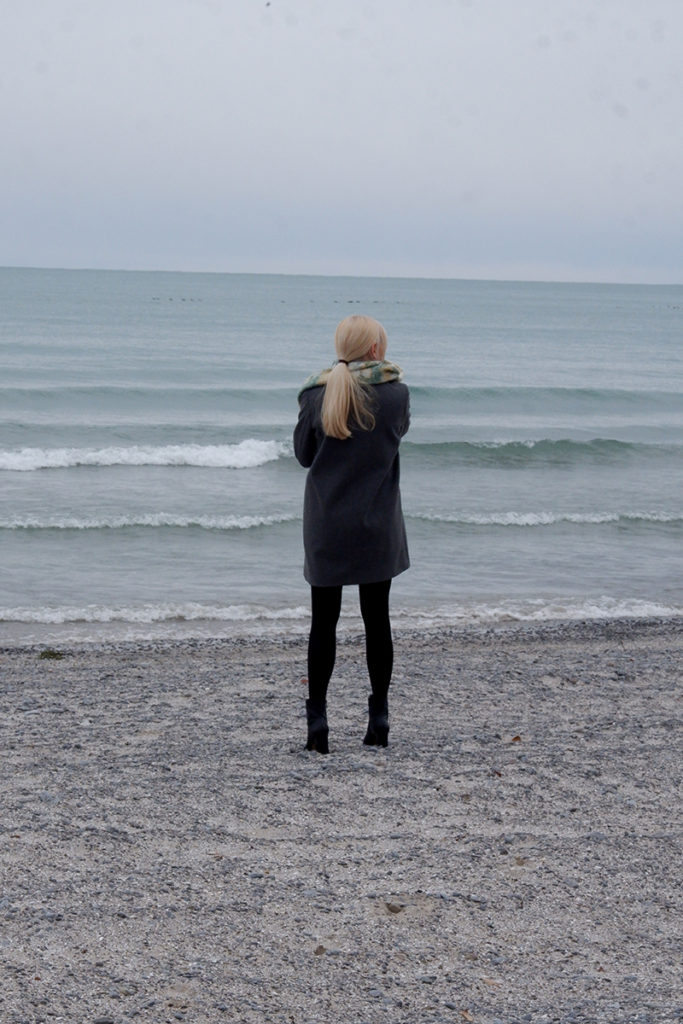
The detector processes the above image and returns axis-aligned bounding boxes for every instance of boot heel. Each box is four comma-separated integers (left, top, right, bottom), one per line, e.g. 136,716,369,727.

363,695,389,748
305,699,329,754
363,722,388,747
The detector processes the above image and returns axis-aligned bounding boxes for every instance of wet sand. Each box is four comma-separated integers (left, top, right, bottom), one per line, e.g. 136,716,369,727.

1,618,681,1023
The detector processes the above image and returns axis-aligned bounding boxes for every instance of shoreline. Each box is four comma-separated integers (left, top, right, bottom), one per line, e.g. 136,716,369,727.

2,609,682,650
2,616,681,1022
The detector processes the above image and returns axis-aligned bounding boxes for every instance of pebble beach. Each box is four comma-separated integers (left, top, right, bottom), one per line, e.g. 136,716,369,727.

1,618,681,1024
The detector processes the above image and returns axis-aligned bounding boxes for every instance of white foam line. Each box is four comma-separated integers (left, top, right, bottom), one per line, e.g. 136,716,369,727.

5,510,677,531
1,597,681,628
0,513,300,531
0,603,311,625
390,597,683,625
411,510,681,527
0,439,292,471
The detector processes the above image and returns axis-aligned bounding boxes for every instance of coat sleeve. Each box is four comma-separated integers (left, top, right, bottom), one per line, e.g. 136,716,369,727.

293,393,319,467
400,389,411,437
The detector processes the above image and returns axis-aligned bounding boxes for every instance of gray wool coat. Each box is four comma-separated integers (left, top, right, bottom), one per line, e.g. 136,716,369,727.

293,379,410,587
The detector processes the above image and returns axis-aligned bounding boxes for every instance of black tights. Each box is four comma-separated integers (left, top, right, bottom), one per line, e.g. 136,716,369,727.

307,580,393,706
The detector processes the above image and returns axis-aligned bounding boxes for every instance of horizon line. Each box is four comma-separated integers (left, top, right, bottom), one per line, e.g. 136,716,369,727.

1,264,682,288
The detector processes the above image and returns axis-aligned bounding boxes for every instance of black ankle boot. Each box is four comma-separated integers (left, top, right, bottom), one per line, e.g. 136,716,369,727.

363,694,389,747
305,699,329,754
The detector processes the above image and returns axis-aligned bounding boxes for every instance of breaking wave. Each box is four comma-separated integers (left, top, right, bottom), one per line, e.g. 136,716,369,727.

1,597,681,635
410,510,682,528
0,602,311,625
402,437,681,466
3,510,679,532
0,512,299,531
0,439,290,471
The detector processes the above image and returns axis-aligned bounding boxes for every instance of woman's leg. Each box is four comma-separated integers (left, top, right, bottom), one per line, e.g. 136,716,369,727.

308,584,343,705
358,579,393,702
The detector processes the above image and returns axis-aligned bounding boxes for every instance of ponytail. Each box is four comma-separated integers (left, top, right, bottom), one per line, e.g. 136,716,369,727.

321,363,375,440
320,315,387,439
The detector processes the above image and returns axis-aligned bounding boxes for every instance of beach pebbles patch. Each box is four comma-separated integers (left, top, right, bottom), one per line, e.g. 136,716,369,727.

1,620,681,1023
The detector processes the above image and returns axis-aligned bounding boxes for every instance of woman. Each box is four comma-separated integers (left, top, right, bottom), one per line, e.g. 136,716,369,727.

293,315,410,753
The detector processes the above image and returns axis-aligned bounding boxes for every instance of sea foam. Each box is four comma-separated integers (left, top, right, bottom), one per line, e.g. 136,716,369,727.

0,439,290,471
0,602,311,624
0,512,300,531
410,510,682,528
1,596,680,632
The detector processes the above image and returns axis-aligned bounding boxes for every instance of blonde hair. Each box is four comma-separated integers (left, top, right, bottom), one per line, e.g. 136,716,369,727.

321,315,388,440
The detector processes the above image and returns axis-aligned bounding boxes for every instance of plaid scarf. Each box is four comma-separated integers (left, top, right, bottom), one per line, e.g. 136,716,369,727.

298,359,404,399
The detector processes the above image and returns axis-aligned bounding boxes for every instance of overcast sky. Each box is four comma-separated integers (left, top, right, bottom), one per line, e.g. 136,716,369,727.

2,0,681,282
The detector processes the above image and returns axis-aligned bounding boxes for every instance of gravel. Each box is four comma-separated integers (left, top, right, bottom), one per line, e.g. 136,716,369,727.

1,618,681,1023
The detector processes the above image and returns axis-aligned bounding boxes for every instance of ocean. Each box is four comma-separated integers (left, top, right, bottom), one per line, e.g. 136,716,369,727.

1,267,682,643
